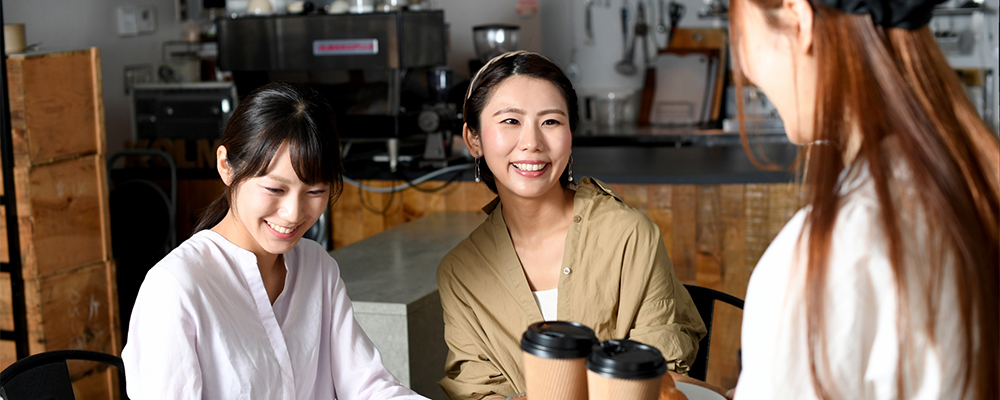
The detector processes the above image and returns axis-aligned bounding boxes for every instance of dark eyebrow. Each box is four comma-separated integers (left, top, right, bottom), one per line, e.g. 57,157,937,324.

493,107,526,117
265,174,293,184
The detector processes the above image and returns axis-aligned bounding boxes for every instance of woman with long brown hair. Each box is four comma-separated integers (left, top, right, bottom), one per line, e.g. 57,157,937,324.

728,0,999,398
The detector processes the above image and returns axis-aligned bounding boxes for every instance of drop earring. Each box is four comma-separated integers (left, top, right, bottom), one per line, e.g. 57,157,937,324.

474,157,482,183
567,155,574,182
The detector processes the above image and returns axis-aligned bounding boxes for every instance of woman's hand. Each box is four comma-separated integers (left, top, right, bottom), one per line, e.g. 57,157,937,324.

667,371,732,399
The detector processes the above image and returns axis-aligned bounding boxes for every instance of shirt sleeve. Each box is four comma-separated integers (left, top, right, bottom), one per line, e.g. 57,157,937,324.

326,261,428,400
122,268,203,400
624,220,707,374
437,257,516,400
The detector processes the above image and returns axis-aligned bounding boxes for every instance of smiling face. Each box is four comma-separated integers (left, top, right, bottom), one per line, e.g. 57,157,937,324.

466,75,573,201
214,140,330,258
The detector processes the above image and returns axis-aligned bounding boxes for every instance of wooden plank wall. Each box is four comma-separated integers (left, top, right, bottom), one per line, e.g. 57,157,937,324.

331,180,804,389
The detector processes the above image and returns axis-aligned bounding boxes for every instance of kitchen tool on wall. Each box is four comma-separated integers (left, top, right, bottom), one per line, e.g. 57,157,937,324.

662,1,685,50
636,1,650,67
585,0,595,45
615,2,638,76
657,0,668,36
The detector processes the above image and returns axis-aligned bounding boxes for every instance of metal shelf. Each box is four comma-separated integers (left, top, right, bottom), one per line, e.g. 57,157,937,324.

1,5,31,361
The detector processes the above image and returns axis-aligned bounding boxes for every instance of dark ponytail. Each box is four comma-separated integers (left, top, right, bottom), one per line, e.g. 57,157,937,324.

193,82,344,233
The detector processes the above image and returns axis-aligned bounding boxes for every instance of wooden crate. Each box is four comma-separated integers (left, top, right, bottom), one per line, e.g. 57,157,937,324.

0,260,120,384
1,272,14,370
0,154,112,279
20,260,121,374
6,48,106,167
72,365,122,400
1,49,118,399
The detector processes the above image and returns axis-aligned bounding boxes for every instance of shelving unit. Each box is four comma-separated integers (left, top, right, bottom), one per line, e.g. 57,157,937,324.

0,7,30,363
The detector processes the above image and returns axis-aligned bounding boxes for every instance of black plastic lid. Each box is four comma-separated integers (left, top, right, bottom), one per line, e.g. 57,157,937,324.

519,321,597,359
586,340,668,380
473,24,520,31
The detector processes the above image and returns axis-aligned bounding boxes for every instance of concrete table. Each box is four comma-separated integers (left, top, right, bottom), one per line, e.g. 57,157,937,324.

331,211,487,400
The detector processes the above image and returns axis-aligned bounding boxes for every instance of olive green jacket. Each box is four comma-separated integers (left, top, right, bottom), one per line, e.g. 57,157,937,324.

436,177,707,400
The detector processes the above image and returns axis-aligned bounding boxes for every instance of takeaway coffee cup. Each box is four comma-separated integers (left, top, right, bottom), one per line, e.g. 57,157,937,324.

520,321,597,400
586,339,667,400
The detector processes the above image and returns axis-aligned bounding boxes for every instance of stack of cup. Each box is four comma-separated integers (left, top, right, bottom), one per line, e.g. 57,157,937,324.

520,321,598,400
586,340,668,400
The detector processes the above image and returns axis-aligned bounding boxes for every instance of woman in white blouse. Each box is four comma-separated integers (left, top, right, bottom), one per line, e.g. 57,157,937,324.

727,0,999,398
122,82,426,399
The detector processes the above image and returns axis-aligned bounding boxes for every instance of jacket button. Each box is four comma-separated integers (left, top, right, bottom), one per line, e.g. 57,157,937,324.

573,215,582,223
563,267,571,275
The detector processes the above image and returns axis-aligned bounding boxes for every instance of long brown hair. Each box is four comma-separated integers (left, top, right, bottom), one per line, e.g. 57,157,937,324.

730,1,999,398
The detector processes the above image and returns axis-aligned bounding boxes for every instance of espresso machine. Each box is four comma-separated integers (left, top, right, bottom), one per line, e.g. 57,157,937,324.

216,10,459,171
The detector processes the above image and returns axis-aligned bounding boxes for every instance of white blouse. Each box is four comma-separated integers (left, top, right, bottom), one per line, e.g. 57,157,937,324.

122,230,426,400
735,166,968,400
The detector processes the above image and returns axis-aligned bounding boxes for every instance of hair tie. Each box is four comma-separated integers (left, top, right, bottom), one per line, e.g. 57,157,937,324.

812,0,946,29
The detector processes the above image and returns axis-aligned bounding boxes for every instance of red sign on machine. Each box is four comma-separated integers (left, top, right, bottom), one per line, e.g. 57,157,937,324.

313,39,380,56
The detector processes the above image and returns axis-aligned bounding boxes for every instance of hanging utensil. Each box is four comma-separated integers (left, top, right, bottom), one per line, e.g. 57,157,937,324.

619,3,630,61
615,2,638,76
657,0,668,35
665,1,685,49
636,1,650,68
585,0,595,45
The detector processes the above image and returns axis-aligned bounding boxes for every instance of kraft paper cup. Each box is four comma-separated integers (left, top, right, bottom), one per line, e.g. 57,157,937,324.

4,24,25,55
520,321,597,400
586,340,667,400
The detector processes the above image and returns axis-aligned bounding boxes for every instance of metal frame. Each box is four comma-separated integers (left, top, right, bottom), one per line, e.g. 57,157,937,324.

0,5,31,360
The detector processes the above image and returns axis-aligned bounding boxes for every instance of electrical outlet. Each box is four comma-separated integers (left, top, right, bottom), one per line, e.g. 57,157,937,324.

117,6,139,37
138,6,157,34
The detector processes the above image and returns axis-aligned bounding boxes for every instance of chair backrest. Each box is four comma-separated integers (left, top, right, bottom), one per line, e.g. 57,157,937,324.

683,284,744,381
0,350,128,400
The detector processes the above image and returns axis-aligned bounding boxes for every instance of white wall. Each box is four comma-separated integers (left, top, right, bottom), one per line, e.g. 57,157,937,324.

540,0,721,96
4,0,190,155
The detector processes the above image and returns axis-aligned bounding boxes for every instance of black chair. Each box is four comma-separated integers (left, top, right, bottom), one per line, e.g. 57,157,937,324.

683,284,745,381
0,350,128,400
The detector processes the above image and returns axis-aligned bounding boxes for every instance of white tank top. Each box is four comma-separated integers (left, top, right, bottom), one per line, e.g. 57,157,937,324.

531,288,558,321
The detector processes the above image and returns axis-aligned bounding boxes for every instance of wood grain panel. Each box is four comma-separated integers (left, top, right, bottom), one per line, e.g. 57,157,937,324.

7,155,110,279
670,185,698,282
23,261,119,376
6,48,104,167
1,272,12,331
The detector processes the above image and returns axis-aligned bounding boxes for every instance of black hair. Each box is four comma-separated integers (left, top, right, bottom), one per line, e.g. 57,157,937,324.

463,51,579,194
193,82,343,233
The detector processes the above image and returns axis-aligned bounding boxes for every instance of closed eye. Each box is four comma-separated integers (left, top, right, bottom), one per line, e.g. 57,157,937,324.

263,186,284,194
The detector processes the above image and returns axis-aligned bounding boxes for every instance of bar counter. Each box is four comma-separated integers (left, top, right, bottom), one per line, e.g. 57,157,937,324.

344,130,799,186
